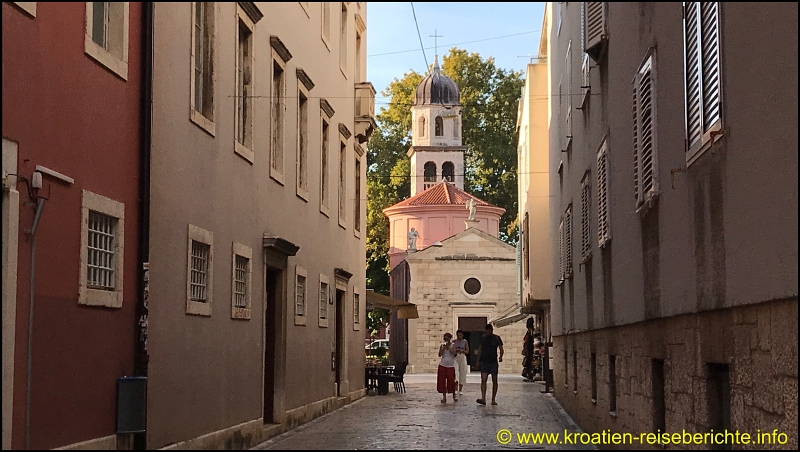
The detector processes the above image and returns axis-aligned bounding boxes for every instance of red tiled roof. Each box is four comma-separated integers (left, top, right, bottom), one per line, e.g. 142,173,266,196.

391,182,495,208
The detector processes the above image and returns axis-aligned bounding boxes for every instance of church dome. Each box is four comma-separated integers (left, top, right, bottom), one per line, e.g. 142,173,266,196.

413,57,460,106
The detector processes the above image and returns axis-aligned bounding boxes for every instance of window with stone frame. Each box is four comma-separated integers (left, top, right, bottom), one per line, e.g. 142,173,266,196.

338,137,347,226
319,277,329,327
295,266,307,326
354,156,361,234
191,2,215,129
321,2,331,47
231,242,252,320
79,190,125,309
297,88,309,198
320,116,330,213
271,57,286,182
186,224,214,317
235,8,255,161
339,2,347,75
85,2,129,80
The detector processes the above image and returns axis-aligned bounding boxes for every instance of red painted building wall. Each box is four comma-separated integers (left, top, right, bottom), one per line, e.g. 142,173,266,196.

2,3,141,449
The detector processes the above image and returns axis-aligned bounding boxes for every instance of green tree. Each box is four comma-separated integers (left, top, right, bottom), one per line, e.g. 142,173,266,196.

366,49,523,295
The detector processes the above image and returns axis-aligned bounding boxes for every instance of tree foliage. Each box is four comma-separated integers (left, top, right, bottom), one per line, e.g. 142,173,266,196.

366,49,523,295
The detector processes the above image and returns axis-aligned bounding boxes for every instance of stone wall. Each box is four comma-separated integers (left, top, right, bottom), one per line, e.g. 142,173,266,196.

551,298,797,450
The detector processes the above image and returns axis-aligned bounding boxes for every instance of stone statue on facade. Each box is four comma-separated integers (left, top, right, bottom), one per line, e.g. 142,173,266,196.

466,199,477,221
407,228,419,251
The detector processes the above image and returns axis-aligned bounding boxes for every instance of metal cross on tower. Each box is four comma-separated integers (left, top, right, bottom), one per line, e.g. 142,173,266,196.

429,30,443,62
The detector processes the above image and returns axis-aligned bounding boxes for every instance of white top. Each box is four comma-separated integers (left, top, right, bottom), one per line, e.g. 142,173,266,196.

439,343,456,367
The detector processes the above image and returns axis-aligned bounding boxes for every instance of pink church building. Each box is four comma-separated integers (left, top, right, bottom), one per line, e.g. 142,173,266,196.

383,57,504,270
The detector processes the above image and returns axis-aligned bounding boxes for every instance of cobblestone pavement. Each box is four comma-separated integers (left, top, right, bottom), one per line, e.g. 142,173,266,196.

252,373,594,450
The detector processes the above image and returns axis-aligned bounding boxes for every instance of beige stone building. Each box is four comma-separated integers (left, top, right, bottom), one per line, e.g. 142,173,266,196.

545,2,797,447
517,49,552,341
146,2,374,449
405,228,528,375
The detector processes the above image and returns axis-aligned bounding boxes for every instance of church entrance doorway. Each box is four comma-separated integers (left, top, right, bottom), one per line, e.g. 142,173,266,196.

458,316,487,371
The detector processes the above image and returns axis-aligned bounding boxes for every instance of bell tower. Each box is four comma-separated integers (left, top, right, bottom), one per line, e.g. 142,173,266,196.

409,56,466,195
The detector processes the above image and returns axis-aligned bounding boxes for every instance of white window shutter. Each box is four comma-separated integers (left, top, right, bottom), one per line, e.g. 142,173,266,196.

565,205,573,278
559,219,565,281
635,52,658,210
684,2,703,150
633,74,640,205
596,139,610,247
581,176,591,261
585,2,606,62
700,2,721,131
565,42,573,147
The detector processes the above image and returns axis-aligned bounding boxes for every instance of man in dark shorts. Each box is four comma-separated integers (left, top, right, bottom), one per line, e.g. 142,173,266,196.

476,324,504,405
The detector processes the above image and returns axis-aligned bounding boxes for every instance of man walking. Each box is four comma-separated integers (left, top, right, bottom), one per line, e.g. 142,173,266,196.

476,324,504,405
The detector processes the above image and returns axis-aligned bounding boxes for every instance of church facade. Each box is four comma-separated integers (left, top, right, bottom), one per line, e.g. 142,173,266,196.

384,58,527,374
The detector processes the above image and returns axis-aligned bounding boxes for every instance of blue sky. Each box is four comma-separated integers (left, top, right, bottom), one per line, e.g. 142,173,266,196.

366,2,546,103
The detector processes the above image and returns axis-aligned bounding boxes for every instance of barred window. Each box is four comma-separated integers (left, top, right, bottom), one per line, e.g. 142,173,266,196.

354,292,360,324
319,281,328,320
234,255,248,308
296,274,306,316
87,211,117,290
190,240,210,301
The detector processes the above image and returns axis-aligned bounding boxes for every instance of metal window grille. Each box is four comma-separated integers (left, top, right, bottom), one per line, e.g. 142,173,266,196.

319,282,328,319
354,293,360,324
87,211,116,290
296,275,306,316
234,255,248,308
190,240,210,301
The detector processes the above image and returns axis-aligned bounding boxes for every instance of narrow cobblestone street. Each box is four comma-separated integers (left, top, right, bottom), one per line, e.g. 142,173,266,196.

252,374,594,450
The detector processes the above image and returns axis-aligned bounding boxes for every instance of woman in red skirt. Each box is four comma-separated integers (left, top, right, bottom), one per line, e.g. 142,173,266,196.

437,333,458,403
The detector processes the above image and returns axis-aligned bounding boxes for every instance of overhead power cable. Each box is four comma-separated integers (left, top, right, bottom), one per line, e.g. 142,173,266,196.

409,3,429,72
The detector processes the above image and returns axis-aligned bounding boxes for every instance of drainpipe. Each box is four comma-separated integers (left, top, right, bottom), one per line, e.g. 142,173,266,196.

133,2,153,449
24,197,45,450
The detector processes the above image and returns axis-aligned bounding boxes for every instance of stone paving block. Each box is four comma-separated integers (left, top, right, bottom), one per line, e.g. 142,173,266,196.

252,374,594,450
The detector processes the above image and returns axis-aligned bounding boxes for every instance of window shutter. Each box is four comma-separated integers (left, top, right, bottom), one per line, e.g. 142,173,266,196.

565,205,573,278
632,73,639,205
581,175,591,261
581,53,591,108
596,138,610,247
585,2,606,62
684,2,702,150
700,2,721,131
558,79,564,151
565,42,573,147
635,52,658,209
559,219,565,281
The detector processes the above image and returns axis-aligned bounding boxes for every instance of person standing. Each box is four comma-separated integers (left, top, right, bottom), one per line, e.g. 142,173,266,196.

522,317,535,381
476,324,504,406
437,333,458,403
453,330,470,395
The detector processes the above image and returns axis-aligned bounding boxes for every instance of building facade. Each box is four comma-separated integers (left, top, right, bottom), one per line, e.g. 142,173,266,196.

2,2,143,449
516,43,552,342
146,2,374,449
404,228,527,374
547,2,797,447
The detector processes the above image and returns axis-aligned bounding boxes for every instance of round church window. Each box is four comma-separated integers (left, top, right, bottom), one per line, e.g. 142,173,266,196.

464,277,482,295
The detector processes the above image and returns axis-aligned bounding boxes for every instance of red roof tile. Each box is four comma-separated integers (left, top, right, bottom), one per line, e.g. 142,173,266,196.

391,182,495,208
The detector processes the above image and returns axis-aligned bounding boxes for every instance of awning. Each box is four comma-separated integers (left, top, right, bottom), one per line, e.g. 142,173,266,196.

366,290,419,319
489,303,530,328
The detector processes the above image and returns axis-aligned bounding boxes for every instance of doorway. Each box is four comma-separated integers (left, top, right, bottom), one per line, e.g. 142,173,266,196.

263,266,282,423
334,288,345,396
458,316,487,371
